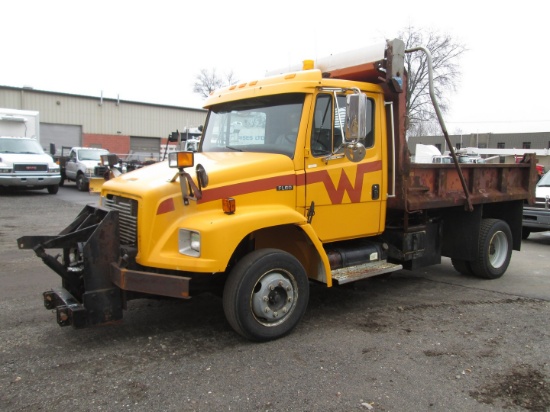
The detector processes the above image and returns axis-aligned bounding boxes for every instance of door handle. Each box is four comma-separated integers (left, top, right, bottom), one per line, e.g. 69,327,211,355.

372,184,380,200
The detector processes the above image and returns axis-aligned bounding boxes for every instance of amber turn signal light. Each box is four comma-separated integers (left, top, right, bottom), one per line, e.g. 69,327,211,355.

168,151,194,168
222,198,236,214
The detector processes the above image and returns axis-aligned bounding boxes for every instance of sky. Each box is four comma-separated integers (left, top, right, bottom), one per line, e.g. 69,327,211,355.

2,0,548,135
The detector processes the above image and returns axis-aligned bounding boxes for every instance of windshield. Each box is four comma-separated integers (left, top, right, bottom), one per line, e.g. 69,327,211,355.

0,138,45,154
78,149,109,161
201,93,305,158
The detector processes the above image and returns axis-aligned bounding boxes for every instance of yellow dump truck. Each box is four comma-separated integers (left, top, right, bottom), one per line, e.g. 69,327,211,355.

18,39,536,341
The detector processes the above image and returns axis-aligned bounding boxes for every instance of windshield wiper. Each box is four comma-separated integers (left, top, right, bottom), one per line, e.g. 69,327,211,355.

225,146,243,152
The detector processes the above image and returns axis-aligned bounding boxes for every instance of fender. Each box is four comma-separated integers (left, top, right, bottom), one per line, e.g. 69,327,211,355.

142,204,329,274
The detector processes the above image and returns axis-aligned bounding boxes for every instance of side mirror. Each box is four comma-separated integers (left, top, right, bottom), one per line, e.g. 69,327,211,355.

343,92,367,162
168,131,179,143
344,93,367,142
49,143,56,156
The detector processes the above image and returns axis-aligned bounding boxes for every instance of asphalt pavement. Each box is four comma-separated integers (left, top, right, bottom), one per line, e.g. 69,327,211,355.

0,186,548,411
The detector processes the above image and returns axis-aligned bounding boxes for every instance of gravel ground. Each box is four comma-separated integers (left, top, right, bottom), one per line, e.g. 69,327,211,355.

0,189,549,411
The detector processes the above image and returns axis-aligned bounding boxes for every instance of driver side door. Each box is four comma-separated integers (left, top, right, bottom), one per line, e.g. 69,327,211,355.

304,92,384,242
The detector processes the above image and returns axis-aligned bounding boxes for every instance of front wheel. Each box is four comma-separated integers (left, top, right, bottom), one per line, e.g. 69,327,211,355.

223,249,309,341
470,219,512,279
47,184,59,194
75,174,88,192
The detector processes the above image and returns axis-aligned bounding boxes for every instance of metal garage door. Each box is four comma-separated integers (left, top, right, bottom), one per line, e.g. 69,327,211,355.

41,123,82,154
130,136,161,161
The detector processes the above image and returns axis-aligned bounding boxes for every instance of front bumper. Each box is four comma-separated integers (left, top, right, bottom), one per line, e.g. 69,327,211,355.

522,207,550,230
0,173,61,187
17,205,191,328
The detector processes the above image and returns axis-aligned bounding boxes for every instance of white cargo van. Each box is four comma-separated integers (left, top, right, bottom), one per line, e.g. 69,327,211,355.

0,109,61,194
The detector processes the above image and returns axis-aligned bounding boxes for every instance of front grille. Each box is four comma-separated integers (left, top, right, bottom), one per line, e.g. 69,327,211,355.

103,196,138,245
532,197,550,209
14,164,48,172
94,165,108,177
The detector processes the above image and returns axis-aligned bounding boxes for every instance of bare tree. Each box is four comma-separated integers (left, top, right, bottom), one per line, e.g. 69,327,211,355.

399,26,467,137
193,69,239,99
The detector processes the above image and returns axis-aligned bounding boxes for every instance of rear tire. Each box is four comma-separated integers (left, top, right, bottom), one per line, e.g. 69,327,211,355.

470,219,512,279
451,258,474,276
223,249,309,341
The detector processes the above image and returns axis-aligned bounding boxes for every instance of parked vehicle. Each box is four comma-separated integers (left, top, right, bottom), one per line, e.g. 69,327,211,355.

522,171,550,239
55,146,110,191
18,39,536,341
0,108,60,194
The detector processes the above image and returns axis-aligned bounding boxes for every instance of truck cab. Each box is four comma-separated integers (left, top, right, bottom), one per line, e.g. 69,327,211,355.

63,147,109,191
0,136,61,194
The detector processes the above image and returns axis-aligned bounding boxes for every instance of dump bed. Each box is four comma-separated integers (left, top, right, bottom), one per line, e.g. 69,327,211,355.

387,158,536,212
321,39,536,212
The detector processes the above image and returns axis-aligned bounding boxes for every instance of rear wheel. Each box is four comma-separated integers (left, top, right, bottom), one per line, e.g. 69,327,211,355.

470,219,512,279
451,258,474,276
223,249,309,341
59,171,66,187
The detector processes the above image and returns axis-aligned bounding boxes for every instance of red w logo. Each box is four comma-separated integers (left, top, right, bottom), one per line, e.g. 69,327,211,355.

305,161,382,204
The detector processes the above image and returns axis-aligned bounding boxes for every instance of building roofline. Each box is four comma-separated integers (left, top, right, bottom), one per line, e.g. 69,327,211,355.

0,85,207,113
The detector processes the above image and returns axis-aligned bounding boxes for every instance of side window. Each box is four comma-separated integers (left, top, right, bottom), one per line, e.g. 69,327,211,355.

364,98,375,148
311,94,333,157
311,93,375,157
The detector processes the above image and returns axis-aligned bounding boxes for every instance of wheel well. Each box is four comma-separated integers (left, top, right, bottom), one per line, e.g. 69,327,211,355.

227,224,323,281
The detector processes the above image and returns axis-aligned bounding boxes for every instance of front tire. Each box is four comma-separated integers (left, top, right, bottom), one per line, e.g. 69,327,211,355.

223,249,309,341
470,219,512,279
47,184,59,194
76,174,88,192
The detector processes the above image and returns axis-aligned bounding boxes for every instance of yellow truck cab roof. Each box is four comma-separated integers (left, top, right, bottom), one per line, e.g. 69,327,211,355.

203,69,384,108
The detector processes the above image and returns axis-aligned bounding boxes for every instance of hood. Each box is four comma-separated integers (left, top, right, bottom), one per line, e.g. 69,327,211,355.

0,152,55,166
80,160,102,168
535,186,550,199
103,152,296,203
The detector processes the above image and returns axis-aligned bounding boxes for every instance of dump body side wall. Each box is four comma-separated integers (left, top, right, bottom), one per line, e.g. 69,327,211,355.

380,73,536,215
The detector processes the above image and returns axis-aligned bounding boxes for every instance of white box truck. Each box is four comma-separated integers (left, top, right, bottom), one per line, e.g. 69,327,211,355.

0,108,61,194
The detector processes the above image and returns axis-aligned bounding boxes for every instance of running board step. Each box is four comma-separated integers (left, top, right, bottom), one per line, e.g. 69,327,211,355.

331,261,403,285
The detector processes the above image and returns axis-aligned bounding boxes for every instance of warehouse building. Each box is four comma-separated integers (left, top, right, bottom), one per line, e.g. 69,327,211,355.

3,84,549,167
0,85,207,160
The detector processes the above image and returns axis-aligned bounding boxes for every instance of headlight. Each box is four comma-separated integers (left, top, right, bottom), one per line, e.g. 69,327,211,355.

179,229,200,257
86,168,94,175
0,167,12,173
49,166,60,173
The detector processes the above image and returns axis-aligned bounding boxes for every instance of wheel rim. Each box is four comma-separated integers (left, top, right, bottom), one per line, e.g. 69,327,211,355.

250,270,297,327
488,230,508,268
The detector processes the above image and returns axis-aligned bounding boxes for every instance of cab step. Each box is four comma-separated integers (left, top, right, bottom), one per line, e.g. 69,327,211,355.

331,261,403,285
